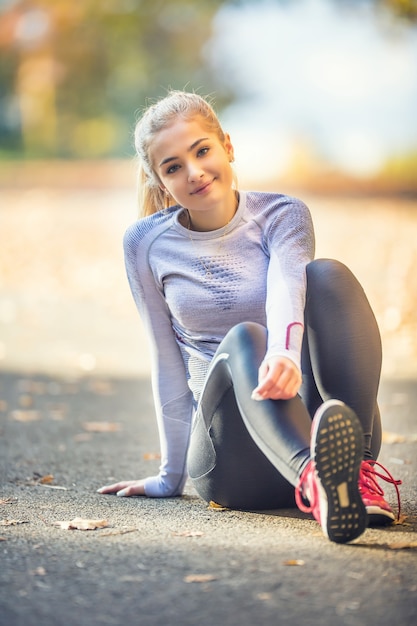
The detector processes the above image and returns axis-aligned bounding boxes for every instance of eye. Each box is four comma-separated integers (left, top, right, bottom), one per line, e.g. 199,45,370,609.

166,163,180,175
197,147,209,157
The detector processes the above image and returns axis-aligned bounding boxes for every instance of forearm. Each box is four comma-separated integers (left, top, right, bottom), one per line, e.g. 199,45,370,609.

144,408,192,497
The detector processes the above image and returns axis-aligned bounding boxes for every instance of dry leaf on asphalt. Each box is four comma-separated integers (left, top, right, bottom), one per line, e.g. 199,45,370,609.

0,498,17,505
53,518,109,531
184,574,217,583
382,431,417,444
283,559,305,566
0,519,29,526
28,472,64,488
207,501,228,511
386,541,417,550
10,410,41,422
82,421,121,433
382,431,406,444
38,474,54,484
143,452,161,460
257,593,272,601
30,567,46,576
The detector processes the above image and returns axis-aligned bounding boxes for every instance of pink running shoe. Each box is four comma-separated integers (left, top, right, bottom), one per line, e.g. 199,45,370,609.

295,399,367,544
359,460,402,525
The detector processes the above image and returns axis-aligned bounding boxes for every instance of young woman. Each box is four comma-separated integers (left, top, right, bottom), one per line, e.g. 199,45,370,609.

98,91,400,544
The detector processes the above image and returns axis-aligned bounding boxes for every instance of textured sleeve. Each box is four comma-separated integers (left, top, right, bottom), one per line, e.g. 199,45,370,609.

123,222,193,497
264,197,315,370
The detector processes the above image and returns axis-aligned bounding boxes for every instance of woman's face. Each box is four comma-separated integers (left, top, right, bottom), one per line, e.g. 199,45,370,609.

150,116,235,217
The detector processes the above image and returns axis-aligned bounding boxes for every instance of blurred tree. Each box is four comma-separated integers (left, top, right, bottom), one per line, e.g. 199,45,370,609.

0,0,415,159
383,0,417,20
0,0,228,158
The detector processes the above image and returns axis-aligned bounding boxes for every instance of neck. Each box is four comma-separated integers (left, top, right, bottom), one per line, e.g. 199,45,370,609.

186,189,239,232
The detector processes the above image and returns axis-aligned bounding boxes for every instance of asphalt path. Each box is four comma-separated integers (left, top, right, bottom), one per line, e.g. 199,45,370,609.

0,372,416,626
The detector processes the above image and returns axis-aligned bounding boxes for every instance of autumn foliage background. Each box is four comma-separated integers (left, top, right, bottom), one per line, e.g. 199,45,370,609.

0,0,416,380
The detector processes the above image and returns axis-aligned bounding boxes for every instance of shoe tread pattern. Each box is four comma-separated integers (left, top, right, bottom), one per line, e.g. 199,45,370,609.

314,407,367,544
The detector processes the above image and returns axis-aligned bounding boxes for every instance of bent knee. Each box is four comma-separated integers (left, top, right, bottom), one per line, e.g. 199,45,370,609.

226,322,266,343
306,259,360,297
307,258,351,281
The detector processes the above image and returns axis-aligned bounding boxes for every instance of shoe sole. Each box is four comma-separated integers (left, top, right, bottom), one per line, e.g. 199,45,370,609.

311,400,368,544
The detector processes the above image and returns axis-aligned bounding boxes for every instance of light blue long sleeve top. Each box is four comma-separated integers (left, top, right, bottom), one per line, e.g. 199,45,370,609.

123,191,315,497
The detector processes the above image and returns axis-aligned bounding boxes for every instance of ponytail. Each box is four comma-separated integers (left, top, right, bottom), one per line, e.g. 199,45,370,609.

136,161,166,217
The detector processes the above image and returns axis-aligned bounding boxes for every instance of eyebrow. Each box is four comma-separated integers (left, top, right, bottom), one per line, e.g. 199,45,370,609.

159,137,209,167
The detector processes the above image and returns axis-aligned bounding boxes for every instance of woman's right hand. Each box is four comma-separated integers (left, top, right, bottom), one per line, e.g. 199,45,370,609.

97,479,146,497
251,355,302,401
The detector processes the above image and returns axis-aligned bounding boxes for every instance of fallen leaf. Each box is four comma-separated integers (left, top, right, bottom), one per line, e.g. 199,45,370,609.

143,452,161,461
393,514,408,525
184,574,217,583
283,559,305,566
382,431,406,444
0,519,29,526
82,421,121,433
39,474,54,485
10,410,41,422
30,567,46,576
0,537,6,541
53,518,109,531
208,501,228,511
257,593,272,601
382,431,417,444
0,497,17,505
386,541,417,550
172,530,203,537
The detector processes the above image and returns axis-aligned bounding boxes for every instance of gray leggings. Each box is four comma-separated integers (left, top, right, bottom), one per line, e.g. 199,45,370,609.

188,259,382,510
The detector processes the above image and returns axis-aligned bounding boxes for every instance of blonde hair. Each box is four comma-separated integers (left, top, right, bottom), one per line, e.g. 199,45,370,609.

134,90,230,217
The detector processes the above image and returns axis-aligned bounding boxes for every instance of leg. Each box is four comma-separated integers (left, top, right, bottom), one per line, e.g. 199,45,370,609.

302,259,400,525
188,321,368,542
302,259,382,460
188,322,311,510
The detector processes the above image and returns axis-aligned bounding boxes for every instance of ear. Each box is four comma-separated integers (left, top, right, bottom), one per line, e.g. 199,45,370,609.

224,133,235,162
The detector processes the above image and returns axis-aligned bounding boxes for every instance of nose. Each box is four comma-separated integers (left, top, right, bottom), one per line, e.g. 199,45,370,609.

187,160,204,182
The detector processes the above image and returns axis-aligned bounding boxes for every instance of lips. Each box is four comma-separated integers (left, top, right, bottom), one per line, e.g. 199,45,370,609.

191,180,213,195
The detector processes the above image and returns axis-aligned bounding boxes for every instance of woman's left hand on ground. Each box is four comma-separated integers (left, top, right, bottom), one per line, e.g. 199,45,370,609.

251,356,302,401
